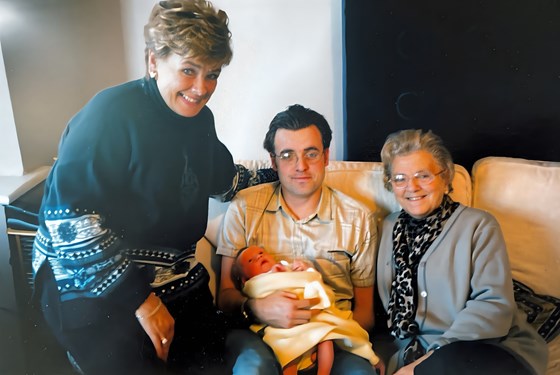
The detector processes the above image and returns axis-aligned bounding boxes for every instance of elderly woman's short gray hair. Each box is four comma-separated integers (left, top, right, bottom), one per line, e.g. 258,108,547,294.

144,0,233,77
380,129,455,192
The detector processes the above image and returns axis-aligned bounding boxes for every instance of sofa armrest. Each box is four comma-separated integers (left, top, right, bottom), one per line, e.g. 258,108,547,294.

195,236,220,301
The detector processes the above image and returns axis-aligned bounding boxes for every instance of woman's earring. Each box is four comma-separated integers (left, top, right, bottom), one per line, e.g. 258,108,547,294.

149,71,157,79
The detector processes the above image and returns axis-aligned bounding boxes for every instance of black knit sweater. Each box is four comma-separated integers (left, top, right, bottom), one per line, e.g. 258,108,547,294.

33,77,236,326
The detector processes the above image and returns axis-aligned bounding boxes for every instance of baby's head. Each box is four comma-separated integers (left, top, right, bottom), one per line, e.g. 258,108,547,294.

231,245,277,290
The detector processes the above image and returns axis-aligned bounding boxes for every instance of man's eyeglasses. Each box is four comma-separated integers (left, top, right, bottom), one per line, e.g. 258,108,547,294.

272,149,324,165
389,170,444,189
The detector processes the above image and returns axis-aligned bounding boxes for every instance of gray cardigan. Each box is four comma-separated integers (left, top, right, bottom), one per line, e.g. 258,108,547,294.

376,204,548,375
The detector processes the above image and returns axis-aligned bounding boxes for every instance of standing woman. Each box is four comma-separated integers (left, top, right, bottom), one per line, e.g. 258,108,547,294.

31,1,274,374
375,129,547,375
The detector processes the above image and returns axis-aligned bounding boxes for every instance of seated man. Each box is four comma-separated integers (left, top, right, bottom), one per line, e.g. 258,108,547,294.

217,104,381,374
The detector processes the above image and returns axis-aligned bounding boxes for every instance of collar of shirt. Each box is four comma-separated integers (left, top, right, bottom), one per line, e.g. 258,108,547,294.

265,183,334,223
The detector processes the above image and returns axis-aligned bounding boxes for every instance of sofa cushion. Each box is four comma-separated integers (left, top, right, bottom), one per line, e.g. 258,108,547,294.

472,157,560,299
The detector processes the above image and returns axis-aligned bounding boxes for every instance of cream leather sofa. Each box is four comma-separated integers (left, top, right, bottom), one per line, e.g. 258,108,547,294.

196,156,560,374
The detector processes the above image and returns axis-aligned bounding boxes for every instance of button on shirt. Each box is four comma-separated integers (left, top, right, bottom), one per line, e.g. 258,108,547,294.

217,182,377,311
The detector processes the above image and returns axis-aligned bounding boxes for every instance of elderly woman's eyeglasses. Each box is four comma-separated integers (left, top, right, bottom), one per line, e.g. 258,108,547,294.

390,170,444,189
273,149,323,165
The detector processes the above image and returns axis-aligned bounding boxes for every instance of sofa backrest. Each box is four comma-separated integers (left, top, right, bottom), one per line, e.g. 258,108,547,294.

472,157,560,298
204,160,472,248
324,161,471,226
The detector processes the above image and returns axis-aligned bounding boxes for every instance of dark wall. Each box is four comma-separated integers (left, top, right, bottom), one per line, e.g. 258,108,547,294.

345,0,560,170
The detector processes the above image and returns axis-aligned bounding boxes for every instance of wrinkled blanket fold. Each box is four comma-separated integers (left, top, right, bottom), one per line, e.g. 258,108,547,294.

243,270,379,369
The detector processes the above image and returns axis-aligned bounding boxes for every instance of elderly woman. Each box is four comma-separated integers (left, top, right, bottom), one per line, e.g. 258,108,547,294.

31,1,274,374
375,129,548,375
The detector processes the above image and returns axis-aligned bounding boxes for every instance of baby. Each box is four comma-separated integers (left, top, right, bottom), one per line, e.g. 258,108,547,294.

232,245,381,375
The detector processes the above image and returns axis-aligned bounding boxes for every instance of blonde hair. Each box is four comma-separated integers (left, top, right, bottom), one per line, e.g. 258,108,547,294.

380,129,455,193
144,0,233,77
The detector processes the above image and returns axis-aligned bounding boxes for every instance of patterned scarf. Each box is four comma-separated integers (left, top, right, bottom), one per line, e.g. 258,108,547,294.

387,195,459,363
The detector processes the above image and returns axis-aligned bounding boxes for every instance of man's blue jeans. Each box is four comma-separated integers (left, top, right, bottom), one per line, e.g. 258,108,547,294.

225,329,376,375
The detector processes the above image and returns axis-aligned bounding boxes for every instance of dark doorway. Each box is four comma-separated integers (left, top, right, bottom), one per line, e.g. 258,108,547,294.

344,0,560,171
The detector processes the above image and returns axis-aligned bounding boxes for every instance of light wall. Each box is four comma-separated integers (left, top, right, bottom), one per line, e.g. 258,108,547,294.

1,0,344,175
0,40,22,175
120,0,344,161
0,0,127,174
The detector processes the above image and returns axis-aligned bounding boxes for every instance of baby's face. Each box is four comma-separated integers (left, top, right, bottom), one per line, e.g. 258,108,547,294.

238,246,276,280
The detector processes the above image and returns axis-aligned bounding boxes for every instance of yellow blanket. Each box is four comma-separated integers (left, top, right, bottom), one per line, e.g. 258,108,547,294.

243,270,380,369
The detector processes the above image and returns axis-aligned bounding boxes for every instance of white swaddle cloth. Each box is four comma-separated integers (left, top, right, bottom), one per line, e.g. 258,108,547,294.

243,269,380,369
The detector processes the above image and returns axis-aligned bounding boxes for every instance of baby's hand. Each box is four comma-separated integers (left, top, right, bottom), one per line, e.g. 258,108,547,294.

291,259,313,271
271,262,288,272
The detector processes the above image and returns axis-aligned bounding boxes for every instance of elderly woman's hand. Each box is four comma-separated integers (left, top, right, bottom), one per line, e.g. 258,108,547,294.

135,293,175,362
394,350,433,375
